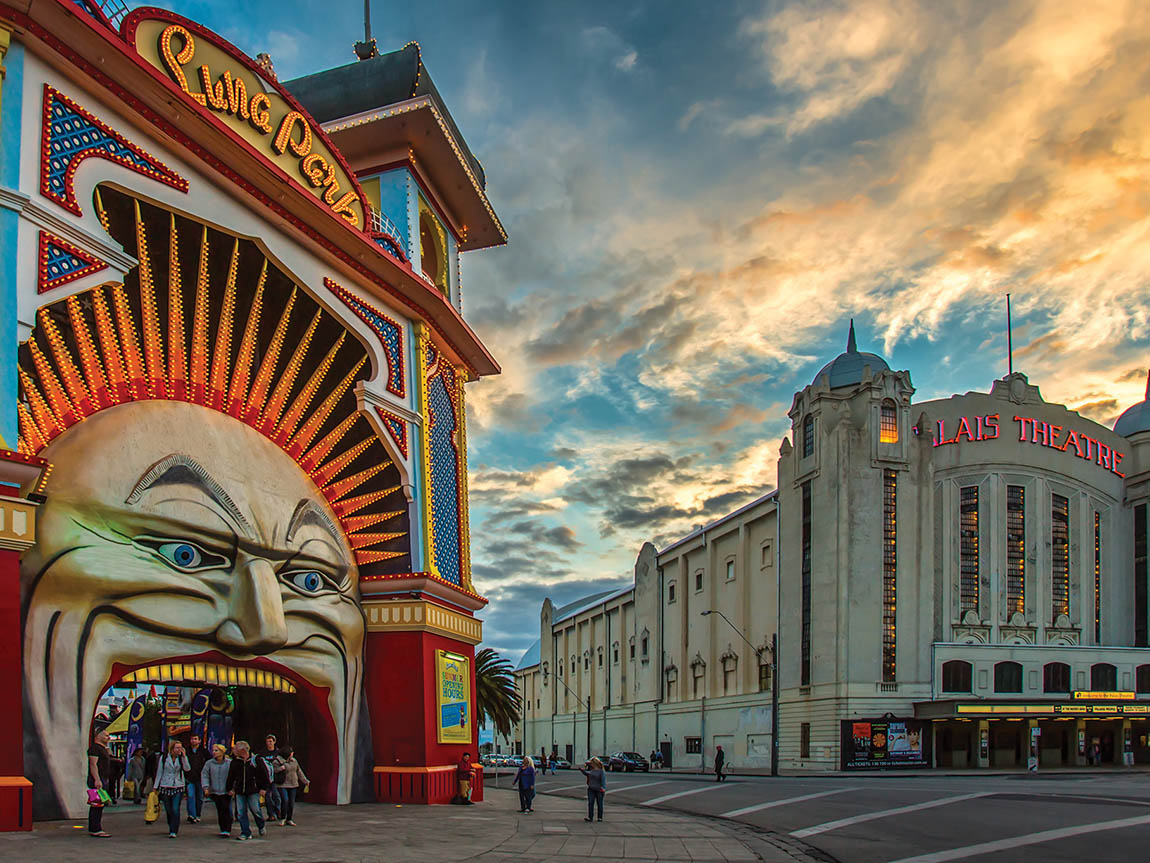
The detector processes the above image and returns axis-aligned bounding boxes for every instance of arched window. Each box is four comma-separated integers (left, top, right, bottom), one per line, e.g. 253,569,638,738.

418,208,448,295
1137,665,1150,694
880,399,898,443
802,415,815,458
1043,662,1071,693
941,660,972,693
994,661,1023,693
1091,663,1117,691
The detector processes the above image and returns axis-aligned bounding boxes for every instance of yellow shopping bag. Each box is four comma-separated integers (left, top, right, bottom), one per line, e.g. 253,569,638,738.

122,779,136,799
144,790,159,823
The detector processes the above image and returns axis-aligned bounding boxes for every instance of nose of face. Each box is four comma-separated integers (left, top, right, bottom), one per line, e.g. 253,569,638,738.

216,558,288,654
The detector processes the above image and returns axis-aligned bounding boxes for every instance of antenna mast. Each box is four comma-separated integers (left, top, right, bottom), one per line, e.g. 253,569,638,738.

1006,293,1013,376
354,0,378,60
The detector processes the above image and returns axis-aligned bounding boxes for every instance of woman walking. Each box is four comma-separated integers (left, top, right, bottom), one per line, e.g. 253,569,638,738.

274,745,309,826
201,744,234,837
155,740,191,838
87,729,113,838
124,748,146,804
513,755,536,813
226,740,269,840
579,757,607,822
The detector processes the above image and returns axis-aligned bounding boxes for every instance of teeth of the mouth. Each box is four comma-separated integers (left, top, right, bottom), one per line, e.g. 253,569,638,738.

119,663,297,694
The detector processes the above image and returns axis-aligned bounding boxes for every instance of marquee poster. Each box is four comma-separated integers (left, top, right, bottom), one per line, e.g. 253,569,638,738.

436,650,471,744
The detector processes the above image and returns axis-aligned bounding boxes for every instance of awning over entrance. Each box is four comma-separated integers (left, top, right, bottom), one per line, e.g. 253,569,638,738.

916,698,1150,720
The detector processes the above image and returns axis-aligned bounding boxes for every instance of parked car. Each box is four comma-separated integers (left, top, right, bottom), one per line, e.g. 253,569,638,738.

608,752,650,772
553,757,571,769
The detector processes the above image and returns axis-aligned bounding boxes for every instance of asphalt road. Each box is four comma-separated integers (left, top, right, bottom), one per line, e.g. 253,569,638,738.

521,768,1150,862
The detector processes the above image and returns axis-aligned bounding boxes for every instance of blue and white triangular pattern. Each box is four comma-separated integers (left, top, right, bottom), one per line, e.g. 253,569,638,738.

40,85,188,215
37,230,108,293
323,278,407,398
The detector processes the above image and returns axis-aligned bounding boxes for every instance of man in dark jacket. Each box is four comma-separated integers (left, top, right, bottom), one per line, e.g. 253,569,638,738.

257,734,282,820
185,734,208,823
226,741,269,840
714,745,726,782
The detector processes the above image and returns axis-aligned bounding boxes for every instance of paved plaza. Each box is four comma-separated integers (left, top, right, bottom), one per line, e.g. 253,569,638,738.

0,786,814,863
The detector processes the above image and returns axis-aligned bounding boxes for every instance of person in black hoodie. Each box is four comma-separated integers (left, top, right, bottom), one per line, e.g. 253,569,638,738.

185,734,208,824
226,741,269,840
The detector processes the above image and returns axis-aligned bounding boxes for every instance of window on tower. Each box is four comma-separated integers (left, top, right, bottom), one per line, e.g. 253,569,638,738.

880,399,898,443
802,415,814,458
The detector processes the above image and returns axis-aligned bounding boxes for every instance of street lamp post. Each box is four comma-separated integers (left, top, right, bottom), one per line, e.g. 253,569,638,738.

543,667,592,764
702,609,779,777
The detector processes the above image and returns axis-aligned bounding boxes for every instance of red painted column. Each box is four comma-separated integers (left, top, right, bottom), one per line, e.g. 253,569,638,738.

0,546,32,830
362,601,481,804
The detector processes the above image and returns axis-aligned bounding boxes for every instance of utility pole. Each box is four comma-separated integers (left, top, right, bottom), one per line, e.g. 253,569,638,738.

702,609,779,776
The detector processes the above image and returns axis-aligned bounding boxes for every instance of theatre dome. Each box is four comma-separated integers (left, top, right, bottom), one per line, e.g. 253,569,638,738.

813,320,889,389
1114,372,1150,437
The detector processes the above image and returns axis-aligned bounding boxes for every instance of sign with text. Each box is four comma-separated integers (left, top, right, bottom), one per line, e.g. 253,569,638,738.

125,11,367,229
841,718,931,770
436,650,471,744
931,413,1125,477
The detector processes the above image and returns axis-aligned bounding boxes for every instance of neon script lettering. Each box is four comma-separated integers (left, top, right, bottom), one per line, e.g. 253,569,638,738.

158,24,361,227
934,413,1125,478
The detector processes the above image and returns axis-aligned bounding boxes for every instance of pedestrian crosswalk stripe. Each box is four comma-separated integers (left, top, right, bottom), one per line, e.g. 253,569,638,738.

790,792,993,838
641,783,729,807
721,787,859,818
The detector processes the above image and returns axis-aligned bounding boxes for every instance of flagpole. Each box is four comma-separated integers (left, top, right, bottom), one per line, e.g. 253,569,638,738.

1007,293,1013,376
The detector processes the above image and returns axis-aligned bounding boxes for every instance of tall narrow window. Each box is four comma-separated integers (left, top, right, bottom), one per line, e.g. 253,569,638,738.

1051,494,1070,621
1006,485,1026,617
801,481,812,686
1094,512,1102,643
802,415,815,458
800,723,811,759
882,470,898,682
1136,504,1147,647
880,400,898,443
959,487,979,614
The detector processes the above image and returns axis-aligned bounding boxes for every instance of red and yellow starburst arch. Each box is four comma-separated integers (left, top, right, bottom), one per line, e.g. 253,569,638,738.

17,185,410,571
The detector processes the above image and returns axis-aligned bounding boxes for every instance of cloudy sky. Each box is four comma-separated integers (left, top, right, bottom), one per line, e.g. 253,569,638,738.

153,0,1150,662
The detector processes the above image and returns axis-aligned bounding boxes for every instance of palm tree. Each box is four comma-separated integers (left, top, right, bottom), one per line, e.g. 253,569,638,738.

474,647,522,740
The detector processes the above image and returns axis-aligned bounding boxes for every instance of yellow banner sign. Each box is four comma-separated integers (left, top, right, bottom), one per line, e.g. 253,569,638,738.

1073,691,1135,701
127,13,366,229
436,650,471,744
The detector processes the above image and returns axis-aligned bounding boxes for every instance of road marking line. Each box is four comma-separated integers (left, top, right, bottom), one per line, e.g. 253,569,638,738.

721,787,859,818
884,813,1150,863
642,783,729,806
544,783,592,793
790,792,993,838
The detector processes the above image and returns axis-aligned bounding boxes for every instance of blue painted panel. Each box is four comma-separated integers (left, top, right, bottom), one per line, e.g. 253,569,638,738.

428,374,461,585
0,41,25,448
375,169,411,258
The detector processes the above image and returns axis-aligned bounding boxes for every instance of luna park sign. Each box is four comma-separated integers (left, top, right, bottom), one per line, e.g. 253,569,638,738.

125,12,367,229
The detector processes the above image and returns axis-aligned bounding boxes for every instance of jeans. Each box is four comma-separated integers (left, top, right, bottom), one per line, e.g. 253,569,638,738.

264,786,281,819
160,790,184,835
517,786,534,810
280,786,298,822
586,788,604,820
186,781,204,818
87,802,104,834
235,792,265,837
209,793,233,833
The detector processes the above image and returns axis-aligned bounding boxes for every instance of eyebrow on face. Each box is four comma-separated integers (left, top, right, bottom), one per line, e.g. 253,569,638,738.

286,498,345,553
125,454,254,537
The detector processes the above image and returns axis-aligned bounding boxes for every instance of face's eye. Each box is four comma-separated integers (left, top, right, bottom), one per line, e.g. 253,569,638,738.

136,537,229,572
285,570,330,594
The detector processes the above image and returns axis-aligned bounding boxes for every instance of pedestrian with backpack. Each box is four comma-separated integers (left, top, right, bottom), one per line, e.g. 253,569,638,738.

226,741,269,840
155,740,191,838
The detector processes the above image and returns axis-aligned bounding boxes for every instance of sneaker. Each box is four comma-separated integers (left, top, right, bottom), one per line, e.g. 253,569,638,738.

187,816,195,823
584,817,593,822
168,833,177,838
218,831,230,837
598,818,603,822
258,827,266,837
236,835,251,841
279,819,286,827
286,820,296,826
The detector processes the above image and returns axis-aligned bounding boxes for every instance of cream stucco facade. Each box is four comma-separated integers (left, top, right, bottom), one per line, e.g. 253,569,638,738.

513,326,1150,772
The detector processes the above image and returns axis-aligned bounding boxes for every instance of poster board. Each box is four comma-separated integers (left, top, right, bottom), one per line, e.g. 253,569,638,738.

436,650,471,744
841,717,932,769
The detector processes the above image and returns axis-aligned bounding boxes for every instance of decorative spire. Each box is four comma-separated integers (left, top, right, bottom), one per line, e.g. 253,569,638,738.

846,318,857,353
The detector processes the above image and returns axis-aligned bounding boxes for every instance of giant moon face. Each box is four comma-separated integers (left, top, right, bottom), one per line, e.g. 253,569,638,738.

22,400,365,817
